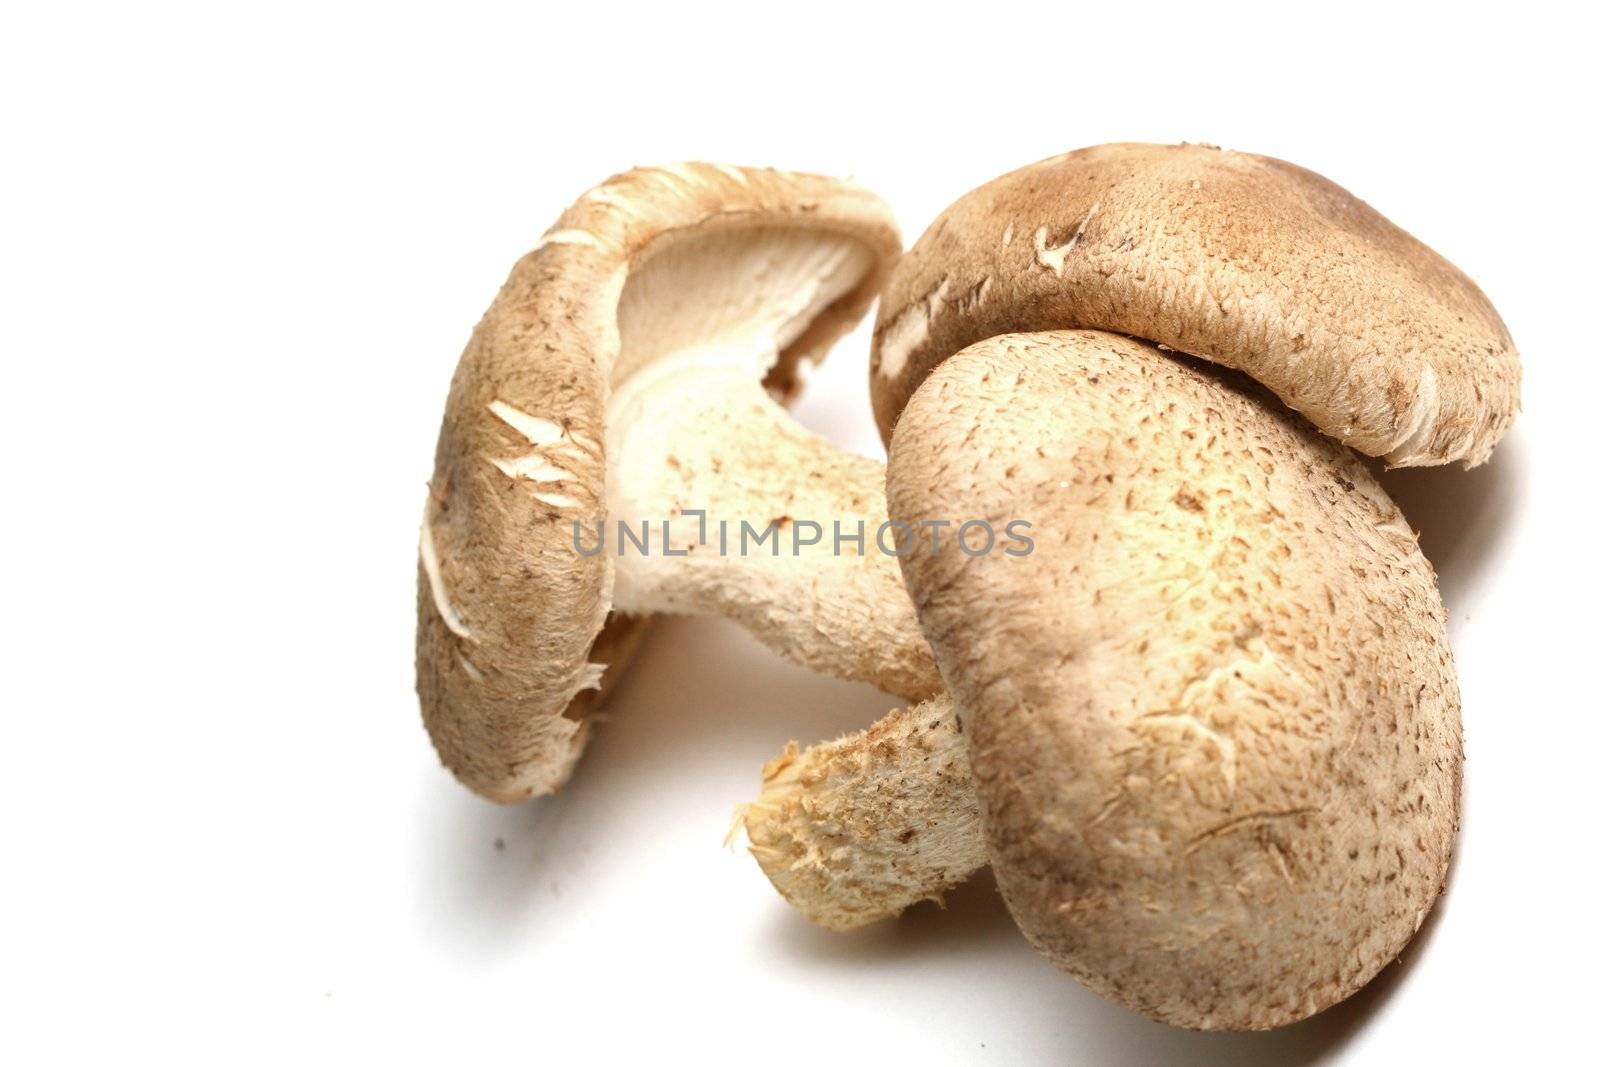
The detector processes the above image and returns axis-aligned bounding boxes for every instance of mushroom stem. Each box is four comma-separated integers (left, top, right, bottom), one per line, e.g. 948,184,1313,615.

737,693,981,929
605,349,940,702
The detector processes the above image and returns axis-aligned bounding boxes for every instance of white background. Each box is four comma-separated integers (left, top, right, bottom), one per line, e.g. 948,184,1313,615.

3,3,1594,1063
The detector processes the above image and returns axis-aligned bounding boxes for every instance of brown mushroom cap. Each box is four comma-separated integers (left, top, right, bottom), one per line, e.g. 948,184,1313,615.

872,142,1518,466
418,164,904,803
887,330,1461,1030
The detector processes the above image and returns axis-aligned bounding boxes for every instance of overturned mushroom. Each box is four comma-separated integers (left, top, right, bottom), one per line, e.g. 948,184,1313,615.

418,164,940,803
744,144,1518,1030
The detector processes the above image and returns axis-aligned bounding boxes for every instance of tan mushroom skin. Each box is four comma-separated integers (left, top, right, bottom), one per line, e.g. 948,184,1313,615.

895,332,1460,1029
873,143,1518,466
418,164,939,803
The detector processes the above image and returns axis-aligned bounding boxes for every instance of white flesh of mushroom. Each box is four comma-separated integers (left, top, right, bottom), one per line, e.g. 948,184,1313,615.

602,228,938,700
738,692,984,930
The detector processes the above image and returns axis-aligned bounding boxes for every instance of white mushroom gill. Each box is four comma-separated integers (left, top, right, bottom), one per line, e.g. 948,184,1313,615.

598,226,938,699
607,226,873,598
609,226,869,385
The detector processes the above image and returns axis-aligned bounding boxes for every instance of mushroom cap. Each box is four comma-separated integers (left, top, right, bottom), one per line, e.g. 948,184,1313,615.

418,164,900,802
886,330,1461,1029
872,142,1518,467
